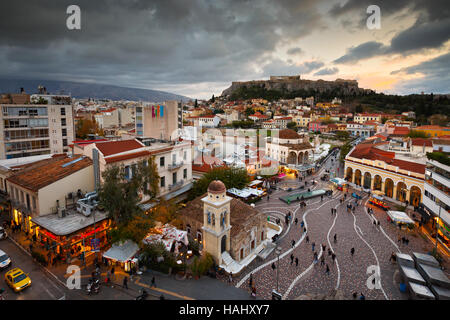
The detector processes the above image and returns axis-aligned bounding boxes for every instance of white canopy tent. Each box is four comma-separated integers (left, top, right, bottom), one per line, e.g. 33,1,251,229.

387,211,415,225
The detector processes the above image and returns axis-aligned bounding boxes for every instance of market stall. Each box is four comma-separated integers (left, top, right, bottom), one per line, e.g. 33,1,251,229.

368,194,390,210
102,239,139,273
330,177,347,191
386,210,415,226
227,187,265,201
142,224,189,253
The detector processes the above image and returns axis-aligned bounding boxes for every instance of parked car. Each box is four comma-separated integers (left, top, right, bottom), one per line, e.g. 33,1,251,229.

5,268,31,293
0,227,7,240
0,250,11,269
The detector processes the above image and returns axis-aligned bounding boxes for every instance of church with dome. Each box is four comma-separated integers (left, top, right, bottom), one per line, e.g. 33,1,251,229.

179,180,273,273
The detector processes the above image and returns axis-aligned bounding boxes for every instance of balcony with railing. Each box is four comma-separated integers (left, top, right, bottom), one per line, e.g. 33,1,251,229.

169,179,184,191
168,161,184,170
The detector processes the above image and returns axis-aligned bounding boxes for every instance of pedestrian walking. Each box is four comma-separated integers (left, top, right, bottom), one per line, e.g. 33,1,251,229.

151,276,156,287
291,239,296,248
320,255,325,266
312,242,315,252
325,264,330,275
313,252,318,265
295,257,299,267
294,218,298,225
111,267,115,281
300,221,304,228
251,286,256,298
328,248,332,256
331,253,336,263
123,276,128,289
249,274,253,289
359,293,365,300
290,253,294,264
350,247,355,257
305,235,309,243
322,243,326,251
333,234,337,243
377,221,380,227
228,272,233,284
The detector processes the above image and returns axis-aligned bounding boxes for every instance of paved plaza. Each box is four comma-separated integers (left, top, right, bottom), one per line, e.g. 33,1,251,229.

220,154,450,300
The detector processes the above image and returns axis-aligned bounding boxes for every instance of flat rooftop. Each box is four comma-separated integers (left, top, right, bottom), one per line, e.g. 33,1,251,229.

32,210,109,236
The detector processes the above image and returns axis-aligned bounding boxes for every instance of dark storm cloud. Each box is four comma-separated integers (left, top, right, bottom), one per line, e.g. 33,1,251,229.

332,0,450,64
333,42,388,64
0,0,327,94
391,53,450,93
261,59,324,77
287,47,303,55
313,67,339,76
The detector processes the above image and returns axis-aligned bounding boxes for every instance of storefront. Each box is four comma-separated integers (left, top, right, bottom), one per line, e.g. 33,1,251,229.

31,211,111,264
103,240,139,273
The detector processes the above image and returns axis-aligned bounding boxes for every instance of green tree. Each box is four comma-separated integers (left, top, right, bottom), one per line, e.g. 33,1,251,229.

109,213,155,244
188,167,250,200
408,130,429,138
339,142,353,163
287,121,297,130
210,94,215,103
245,107,254,117
98,165,140,224
194,99,198,108
135,157,160,200
335,131,350,140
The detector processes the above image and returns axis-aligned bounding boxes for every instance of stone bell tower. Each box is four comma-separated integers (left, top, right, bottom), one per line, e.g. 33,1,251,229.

201,180,232,265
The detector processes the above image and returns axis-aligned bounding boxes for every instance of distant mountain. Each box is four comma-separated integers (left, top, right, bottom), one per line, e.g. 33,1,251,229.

0,79,192,102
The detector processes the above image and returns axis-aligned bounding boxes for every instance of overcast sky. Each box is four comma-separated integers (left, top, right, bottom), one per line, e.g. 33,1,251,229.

0,0,448,99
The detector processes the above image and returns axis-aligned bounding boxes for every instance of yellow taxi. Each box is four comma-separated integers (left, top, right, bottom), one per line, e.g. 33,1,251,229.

5,268,31,292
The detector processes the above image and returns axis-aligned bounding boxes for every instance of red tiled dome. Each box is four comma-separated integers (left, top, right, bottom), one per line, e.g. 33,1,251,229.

208,180,226,194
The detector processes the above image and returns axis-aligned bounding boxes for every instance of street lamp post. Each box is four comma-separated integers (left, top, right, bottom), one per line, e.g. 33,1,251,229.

275,246,282,292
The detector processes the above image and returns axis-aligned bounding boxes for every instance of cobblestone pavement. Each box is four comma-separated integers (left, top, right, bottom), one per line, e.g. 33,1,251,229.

218,154,449,300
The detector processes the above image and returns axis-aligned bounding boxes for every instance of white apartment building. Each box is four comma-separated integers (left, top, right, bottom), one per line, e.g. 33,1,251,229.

423,157,450,250
0,95,74,159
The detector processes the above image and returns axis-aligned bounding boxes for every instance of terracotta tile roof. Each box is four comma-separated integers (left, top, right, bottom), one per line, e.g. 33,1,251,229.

278,129,301,139
393,127,410,135
192,155,225,173
280,143,313,151
348,144,425,174
411,138,432,147
7,155,92,192
104,150,152,164
179,193,263,237
95,139,144,157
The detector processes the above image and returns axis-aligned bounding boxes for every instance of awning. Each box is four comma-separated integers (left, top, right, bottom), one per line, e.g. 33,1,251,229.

163,182,193,201
102,240,139,263
387,211,415,224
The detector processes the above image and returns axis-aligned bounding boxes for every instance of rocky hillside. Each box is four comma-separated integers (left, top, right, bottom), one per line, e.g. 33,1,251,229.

0,79,191,102
221,77,373,97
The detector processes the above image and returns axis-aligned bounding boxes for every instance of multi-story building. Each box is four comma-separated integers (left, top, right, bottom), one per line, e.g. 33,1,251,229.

266,129,314,165
423,155,450,250
415,125,450,138
5,154,95,233
344,142,425,206
354,113,382,124
74,138,193,202
135,100,183,140
0,94,74,159
346,122,376,137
